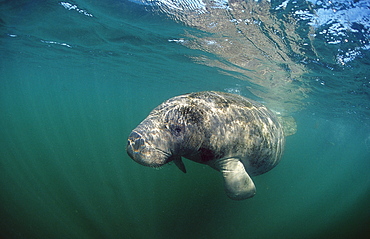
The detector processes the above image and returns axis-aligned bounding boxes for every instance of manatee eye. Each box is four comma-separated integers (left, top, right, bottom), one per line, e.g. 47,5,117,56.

169,123,184,137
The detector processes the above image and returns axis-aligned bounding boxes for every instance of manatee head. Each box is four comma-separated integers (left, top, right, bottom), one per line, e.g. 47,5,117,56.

127,101,205,169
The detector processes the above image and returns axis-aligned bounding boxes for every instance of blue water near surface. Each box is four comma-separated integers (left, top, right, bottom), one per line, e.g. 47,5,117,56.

0,0,369,238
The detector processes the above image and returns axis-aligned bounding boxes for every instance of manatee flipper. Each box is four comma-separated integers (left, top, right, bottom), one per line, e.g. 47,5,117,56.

173,156,186,173
215,158,256,200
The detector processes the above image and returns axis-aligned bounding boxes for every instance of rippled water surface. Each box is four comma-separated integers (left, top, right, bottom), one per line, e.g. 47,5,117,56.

0,0,369,238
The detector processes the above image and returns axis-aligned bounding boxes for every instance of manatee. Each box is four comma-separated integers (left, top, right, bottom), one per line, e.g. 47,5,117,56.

126,91,285,200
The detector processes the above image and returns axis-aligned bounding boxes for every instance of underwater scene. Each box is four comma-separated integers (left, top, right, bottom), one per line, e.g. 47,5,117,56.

0,0,369,238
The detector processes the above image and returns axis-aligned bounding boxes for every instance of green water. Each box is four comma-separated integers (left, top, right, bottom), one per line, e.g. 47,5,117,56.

1,0,369,238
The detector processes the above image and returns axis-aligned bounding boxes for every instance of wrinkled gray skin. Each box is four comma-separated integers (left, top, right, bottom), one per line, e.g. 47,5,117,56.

127,91,285,200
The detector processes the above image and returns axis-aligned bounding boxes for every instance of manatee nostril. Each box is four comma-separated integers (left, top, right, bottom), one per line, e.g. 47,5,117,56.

129,131,141,139
133,138,144,151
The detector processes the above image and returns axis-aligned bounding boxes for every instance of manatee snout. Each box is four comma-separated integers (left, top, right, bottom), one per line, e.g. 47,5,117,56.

127,131,144,158
127,130,170,168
